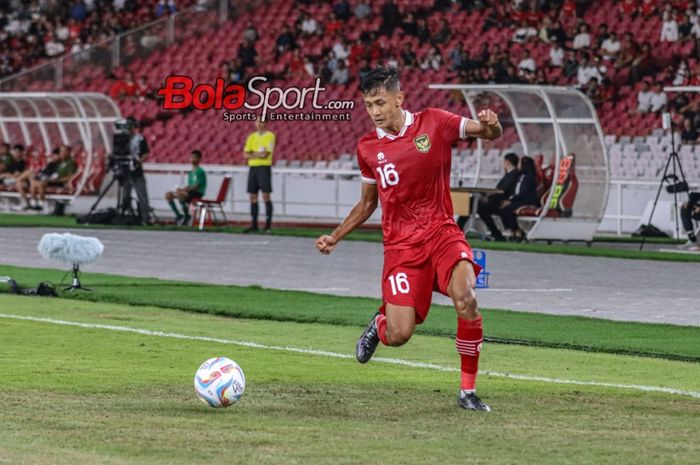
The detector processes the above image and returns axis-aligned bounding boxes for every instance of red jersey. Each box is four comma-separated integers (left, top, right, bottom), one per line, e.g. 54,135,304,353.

356,108,469,250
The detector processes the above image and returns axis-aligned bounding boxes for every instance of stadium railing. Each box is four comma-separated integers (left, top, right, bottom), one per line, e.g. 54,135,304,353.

142,164,697,236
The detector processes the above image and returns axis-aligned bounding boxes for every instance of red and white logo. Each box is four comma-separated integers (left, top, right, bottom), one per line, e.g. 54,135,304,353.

157,75,354,122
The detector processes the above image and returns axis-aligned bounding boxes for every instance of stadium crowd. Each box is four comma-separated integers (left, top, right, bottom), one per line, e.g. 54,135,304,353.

0,0,196,79
209,0,700,138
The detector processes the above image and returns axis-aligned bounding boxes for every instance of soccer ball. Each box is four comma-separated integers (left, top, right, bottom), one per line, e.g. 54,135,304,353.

194,357,246,408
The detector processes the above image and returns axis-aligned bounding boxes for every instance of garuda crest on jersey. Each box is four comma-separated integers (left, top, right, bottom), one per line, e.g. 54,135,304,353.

413,134,431,153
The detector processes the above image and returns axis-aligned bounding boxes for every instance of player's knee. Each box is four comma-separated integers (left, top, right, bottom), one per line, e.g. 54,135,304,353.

165,191,174,201
455,288,478,320
387,328,412,346
386,320,413,346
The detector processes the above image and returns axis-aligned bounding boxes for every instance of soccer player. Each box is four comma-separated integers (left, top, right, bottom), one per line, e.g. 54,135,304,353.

315,67,502,411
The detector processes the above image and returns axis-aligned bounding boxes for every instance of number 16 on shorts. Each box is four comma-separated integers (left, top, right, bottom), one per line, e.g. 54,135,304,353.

388,272,410,295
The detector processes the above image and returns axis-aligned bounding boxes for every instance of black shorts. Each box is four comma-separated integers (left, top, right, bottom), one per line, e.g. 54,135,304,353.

247,166,272,194
185,190,202,202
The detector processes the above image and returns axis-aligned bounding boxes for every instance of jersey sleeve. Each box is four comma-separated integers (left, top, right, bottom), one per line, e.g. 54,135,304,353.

430,108,470,145
356,146,376,184
267,133,276,152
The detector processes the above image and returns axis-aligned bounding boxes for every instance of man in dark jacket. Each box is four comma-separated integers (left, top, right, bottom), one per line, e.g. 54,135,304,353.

498,156,539,242
466,152,520,241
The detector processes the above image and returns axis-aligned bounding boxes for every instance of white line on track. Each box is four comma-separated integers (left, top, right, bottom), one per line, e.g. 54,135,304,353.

198,241,271,246
1,312,698,399
285,287,353,292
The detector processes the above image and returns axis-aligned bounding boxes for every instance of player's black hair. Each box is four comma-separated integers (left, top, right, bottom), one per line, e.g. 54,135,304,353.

191,150,202,159
12,144,24,151
504,152,519,167
359,66,401,95
520,156,536,176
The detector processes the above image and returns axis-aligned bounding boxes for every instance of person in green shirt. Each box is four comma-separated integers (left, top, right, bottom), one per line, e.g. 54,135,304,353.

165,150,207,225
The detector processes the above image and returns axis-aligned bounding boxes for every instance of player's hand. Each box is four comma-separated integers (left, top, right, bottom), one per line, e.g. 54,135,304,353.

315,235,337,255
478,109,499,129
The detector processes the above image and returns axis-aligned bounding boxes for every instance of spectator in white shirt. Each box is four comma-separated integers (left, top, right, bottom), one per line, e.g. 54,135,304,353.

420,46,443,71
661,11,679,42
303,56,315,78
538,17,552,43
45,35,65,57
691,14,700,38
512,21,537,43
592,54,607,78
55,21,69,41
549,41,564,67
601,32,621,60
573,23,591,49
673,59,690,86
637,81,654,113
650,82,668,112
300,13,318,36
331,60,349,84
332,38,349,61
354,2,371,20
518,49,536,73
577,55,601,86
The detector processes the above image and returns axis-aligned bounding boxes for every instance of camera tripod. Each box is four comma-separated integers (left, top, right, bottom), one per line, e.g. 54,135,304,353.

639,122,691,251
86,165,140,223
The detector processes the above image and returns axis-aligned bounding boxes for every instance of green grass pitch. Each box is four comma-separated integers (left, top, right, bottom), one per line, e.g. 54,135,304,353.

1,292,699,465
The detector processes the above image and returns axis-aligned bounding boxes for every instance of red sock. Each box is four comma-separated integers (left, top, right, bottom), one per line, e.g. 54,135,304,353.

376,313,389,346
456,315,483,391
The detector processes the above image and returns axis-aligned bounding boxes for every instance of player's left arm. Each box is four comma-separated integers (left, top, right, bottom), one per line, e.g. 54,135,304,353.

465,109,502,140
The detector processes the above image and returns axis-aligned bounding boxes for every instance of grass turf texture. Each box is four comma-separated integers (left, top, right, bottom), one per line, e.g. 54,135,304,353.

1,212,697,263
1,296,699,465
2,264,700,362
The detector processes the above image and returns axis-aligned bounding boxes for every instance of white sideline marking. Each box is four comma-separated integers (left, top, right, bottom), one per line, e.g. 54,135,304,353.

478,288,573,293
1,313,698,400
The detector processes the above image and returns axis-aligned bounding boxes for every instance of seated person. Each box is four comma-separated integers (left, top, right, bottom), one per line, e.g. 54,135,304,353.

20,145,76,211
165,150,207,225
0,144,28,186
679,192,700,252
464,152,520,240
498,156,539,242
0,142,11,174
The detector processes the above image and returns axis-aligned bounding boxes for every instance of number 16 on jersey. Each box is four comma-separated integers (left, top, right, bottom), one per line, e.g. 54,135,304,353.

388,272,410,295
376,163,399,189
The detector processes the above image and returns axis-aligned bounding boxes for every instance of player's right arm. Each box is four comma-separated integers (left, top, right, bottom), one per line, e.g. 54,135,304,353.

243,133,255,159
315,182,378,254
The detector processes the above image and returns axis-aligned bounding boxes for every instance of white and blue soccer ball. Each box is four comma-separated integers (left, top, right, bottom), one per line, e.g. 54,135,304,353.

194,357,246,408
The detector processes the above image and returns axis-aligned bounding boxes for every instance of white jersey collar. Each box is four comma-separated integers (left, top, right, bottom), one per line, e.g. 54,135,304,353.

376,110,414,140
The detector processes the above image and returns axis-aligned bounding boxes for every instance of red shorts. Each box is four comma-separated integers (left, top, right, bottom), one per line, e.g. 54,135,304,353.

380,223,482,324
